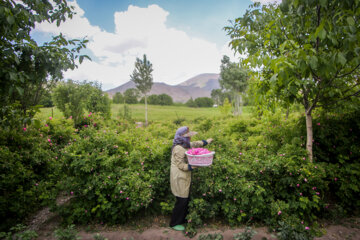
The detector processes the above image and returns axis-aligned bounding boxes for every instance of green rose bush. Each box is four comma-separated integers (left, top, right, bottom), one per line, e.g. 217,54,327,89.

1,109,359,238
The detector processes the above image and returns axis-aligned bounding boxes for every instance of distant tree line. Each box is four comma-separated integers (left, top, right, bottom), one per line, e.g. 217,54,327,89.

186,97,214,108
112,89,173,105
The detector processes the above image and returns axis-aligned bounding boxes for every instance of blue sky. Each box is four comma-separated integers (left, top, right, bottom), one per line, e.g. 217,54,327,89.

76,0,250,47
33,0,275,90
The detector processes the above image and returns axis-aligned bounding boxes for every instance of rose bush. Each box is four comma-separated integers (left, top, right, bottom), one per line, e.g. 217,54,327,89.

1,108,359,238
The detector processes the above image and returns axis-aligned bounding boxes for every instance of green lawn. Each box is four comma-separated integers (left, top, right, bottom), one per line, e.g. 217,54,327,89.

37,104,253,122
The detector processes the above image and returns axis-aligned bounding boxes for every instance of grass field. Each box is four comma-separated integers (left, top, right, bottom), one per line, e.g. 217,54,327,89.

37,104,253,122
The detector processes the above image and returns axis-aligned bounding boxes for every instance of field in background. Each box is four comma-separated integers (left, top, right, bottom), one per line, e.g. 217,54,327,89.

37,104,253,122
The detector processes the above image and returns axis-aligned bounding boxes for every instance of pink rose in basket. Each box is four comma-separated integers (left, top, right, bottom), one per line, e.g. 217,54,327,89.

186,148,212,155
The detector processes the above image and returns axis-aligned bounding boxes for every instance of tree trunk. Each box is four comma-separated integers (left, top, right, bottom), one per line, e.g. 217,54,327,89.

233,92,240,116
305,110,314,162
145,95,148,126
239,94,242,115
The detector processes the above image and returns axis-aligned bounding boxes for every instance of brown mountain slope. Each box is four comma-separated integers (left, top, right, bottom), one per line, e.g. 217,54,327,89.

105,73,220,103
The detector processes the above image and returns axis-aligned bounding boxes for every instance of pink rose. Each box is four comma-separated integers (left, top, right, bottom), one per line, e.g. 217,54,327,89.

49,117,52,120
278,211,282,215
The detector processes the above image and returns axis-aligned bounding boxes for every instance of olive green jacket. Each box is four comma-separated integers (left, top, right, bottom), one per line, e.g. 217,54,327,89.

170,141,204,198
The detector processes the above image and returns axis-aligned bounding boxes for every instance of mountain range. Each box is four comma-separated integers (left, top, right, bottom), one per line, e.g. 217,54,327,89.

105,73,220,103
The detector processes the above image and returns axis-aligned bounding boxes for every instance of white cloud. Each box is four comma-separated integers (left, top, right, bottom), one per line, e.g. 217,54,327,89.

34,1,239,90
251,0,281,5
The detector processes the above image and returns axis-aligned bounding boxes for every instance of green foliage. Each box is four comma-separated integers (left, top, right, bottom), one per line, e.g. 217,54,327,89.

130,54,153,96
186,98,197,107
197,232,224,240
2,101,359,237
0,119,68,230
225,0,360,159
123,89,139,104
144,94,173,105
54,225,81,240
52,80,111,125
118,104,132,121
0,224,38,240
0,0,89,119
187,97,214,108
93,233,108,240
194,97,214,108
112,92,124,104
219,55,248,115
54,122,172,225
219,98,232,115
38,88,54,107
85,84,111,119
233,227,256,240
276,221,312,240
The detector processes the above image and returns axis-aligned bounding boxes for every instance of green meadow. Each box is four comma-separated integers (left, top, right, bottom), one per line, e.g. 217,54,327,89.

37,104,253,122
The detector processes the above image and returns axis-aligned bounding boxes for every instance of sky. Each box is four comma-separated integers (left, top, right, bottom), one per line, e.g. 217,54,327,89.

32,0,278,90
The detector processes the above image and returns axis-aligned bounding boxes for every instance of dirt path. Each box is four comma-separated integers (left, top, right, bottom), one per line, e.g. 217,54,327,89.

29,195,360,240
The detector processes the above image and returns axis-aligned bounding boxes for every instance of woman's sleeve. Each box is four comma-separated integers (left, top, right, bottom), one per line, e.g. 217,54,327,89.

173,148,190,171
190,140,205,148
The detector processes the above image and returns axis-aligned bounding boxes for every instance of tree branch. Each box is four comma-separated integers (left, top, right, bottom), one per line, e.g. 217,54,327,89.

336,64,360,78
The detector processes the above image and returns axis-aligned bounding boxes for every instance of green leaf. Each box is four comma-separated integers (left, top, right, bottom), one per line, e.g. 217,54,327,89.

16,86,24,96
347,17,355,26
6,15,14,25
319,0,327,7
337,52,347,66
309,56,318,69
270,74,278,83
318,28,326,40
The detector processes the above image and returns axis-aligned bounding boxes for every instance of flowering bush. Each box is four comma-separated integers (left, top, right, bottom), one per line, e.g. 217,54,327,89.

2,108,359,237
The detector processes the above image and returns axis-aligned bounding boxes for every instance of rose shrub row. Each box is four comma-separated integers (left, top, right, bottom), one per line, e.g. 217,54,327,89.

1,109,359,238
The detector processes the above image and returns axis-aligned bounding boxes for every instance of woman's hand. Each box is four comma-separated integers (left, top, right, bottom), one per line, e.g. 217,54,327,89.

206,138,213,144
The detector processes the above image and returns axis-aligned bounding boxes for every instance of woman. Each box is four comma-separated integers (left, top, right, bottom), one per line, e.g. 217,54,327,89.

169,126,213,231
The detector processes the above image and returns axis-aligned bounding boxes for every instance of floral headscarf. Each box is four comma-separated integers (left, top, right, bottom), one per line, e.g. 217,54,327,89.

172,126,190,151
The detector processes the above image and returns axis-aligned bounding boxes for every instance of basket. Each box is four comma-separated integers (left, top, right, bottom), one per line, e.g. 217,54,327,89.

185,151,215,167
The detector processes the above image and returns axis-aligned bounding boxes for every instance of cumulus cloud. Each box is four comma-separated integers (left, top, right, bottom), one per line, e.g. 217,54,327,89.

251,0,281,4
34,1,240,90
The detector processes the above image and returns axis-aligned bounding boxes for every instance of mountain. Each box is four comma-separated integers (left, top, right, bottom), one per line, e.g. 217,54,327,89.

105,73,220,103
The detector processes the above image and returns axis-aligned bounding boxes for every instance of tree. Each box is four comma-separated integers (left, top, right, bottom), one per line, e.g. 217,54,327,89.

130,54,153,126
219,55,248,115
147,94,159,105
194,97,214,107
112,92,124,104
157,94,173,105
211,89,222,105
186,98,197,107
123,88,139,104
225,1,360,161
52,80,110,125
85,83,111,119
0,0,89,121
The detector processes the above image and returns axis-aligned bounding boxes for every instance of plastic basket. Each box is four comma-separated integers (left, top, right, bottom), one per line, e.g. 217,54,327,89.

185,151,215,167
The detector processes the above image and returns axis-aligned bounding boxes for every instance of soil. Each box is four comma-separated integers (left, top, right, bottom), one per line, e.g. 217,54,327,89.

28,194,360,240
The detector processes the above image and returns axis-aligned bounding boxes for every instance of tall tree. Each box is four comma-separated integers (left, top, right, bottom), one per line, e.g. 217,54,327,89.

211,89,222,106
130,54,153,126
0,0,89,121
225,0,360,161
219,55,248,115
